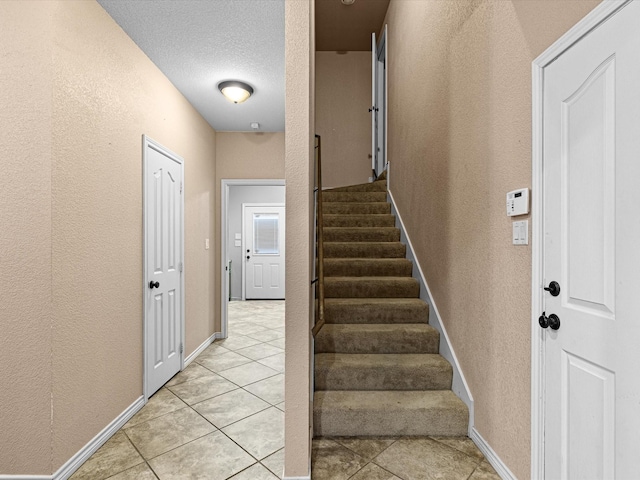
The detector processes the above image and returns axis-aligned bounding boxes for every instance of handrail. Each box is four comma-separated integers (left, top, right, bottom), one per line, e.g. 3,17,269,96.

312,135,325,337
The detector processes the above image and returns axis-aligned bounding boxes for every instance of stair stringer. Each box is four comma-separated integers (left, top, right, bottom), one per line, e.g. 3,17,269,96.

388,190,474,435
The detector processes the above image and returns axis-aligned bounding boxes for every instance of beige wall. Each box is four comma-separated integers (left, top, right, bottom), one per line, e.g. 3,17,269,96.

284,0,315,476
316,51,372,188
1,1,217,474
214,132,285,330
384,0,600,477
0,2,54,474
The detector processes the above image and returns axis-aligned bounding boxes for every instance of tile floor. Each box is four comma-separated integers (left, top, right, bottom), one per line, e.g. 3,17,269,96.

71,300,501,480
71,300,286,480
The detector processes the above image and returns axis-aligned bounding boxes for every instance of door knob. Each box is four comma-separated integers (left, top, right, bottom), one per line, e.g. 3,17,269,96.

149,281,160,289
538,311,561,330
544,281,561,297
246,255,250,260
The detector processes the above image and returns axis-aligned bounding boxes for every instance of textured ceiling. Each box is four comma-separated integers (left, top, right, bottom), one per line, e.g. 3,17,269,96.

315,0,390,51
97,0,284,132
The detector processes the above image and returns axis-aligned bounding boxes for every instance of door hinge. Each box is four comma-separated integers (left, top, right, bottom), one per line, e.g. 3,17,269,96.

180,181,183,194
179,262,183,273
180,343,183,354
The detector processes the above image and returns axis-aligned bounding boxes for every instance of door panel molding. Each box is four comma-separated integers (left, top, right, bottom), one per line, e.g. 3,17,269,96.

143,135,185,401
531,2,632,478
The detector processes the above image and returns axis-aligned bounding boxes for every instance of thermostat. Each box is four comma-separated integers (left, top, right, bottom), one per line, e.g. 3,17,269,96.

506,188,529,217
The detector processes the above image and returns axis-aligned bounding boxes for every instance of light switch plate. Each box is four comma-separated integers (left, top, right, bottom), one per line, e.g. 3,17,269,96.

513,220,529,245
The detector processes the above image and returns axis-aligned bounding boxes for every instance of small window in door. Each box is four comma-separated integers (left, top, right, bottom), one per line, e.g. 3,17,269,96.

253,213,279,255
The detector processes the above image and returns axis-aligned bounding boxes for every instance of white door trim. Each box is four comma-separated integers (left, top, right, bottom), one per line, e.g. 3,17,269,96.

142,135,185,401
220,179,285,339
241,202,286,301
530,2,631,477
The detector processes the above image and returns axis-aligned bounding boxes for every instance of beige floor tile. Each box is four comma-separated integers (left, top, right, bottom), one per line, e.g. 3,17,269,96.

198,343,231,358
373,437,480,480
124,407,215,459
105,462,158,480
468,461,501,480
430,436,484,461
217,334,262,351
266,337,285,349
229,322,268,335
217,361,279,387
70,431,143,480
229,462,279,480
311,438,368,480
167,373,238,405
193,388,270,428
235,343,284,361
261,448,284,477
149,431,255,480
275,401,285,412
333,437,396,462
348,463,401,480
244,373,284,404
246,329,285,342
165,362,217,388
222,407,284,460
124,389,186,429
196,351,254,373
256,352,285,372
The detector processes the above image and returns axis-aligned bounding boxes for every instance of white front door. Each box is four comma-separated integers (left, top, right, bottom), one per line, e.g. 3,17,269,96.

144,137,183,397
542,2,640,478
371,32,378,176
243,204,285,299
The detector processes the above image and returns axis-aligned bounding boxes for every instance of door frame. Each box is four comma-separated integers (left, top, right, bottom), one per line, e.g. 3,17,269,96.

142,135,185,401
530,1,631,477
371,25,388,178
220,179,285,339
241,203,286,301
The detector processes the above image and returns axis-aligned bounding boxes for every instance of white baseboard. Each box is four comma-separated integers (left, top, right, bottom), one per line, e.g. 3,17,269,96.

470,427,516,480
388,190,475,433
0,396,144,480
184,332,221,367
282,474,311,480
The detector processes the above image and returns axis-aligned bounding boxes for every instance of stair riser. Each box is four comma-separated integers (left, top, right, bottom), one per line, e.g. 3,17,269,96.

315,331,439,354
324,280,420,298
324,243,406,258
322,192,388,203
323,203,391,215
324,302,429,324
327,181,386,193
323,259,412,277
315,364,452,391
313,394,468,437
323,214,396,228
323,228,400,242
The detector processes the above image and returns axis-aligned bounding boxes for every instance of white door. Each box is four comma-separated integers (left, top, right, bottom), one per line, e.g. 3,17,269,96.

243,204,285,299
144,137,183,397
376,26,387,176
542,2,640,478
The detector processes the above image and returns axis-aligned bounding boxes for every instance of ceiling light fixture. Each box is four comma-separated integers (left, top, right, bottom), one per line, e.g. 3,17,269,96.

341,0,355,5
218,80,254,104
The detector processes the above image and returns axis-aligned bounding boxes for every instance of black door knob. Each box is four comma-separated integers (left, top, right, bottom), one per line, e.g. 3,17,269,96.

149,281,160,289
538,312,549,329
544,281,561,297
547,313,561,330
246,255,250,260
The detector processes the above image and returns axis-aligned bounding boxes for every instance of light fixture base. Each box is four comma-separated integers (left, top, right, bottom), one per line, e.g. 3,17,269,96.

218,80,254,104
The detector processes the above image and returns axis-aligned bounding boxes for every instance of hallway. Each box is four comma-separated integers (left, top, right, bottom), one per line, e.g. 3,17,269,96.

70,300,285,479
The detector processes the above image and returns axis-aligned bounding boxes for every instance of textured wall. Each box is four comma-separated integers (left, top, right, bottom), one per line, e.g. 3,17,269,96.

0,1,216,474
284,0,314,476
383,0,600,477
0,2,54,474
316,51,372,188
215,132,285,330
51,1,217,469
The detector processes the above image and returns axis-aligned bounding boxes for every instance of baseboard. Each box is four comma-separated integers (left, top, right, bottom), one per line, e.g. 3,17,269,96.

184,332,221,367
388,190,475,433
470,427,516,480
282,473,311,480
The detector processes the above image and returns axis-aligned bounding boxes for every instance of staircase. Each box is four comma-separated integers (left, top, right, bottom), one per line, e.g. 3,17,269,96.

313,174,468,437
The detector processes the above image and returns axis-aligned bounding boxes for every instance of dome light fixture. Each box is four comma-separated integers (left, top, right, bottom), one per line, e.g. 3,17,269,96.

218,80,254,104
341,0,355,5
